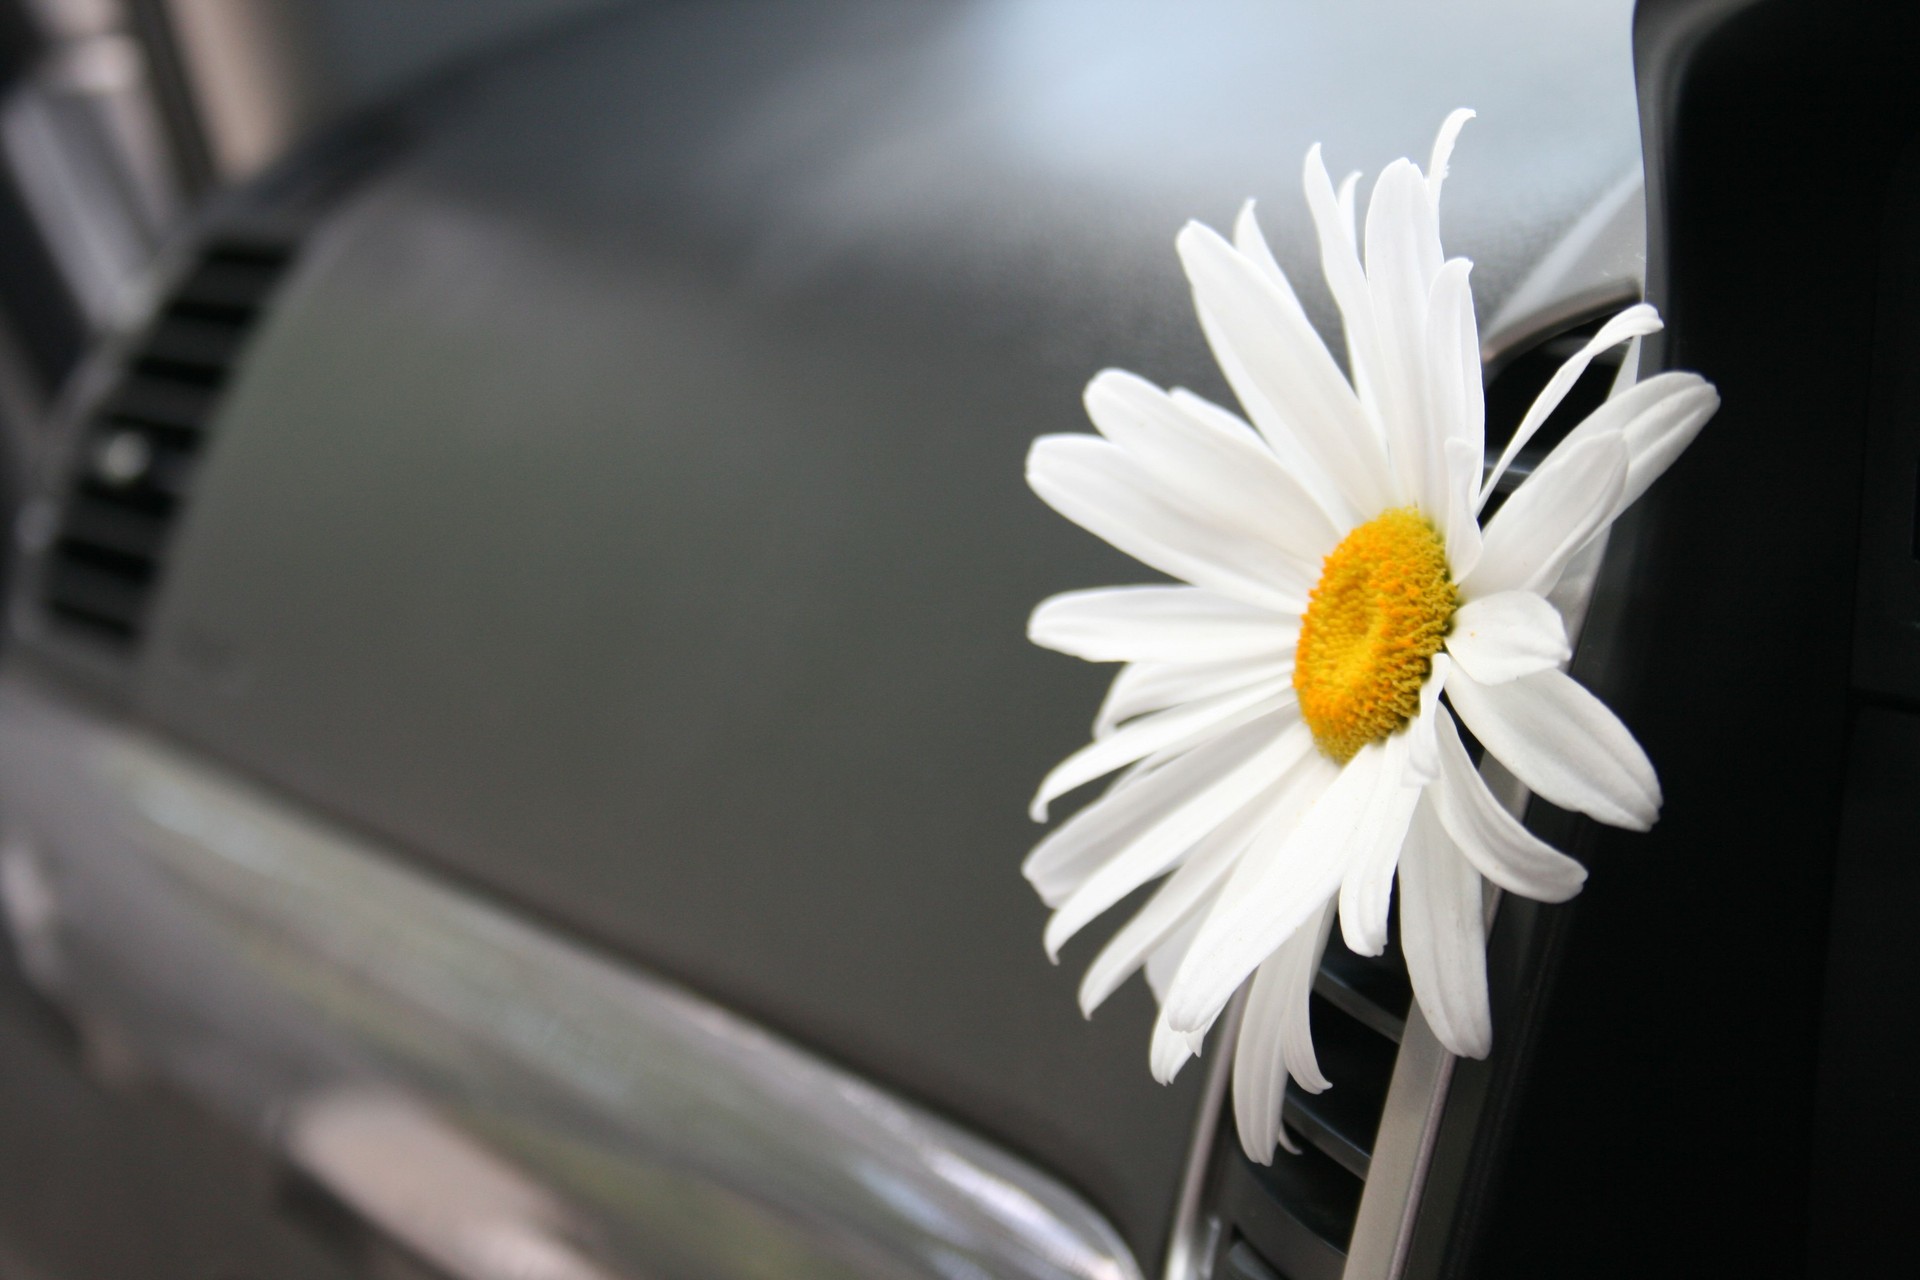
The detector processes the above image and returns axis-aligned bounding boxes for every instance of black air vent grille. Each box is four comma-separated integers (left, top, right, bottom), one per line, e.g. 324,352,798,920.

1206,923,1412,1280
41,238,296,645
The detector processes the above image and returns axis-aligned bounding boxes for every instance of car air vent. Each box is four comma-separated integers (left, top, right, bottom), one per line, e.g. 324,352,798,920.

1192,308,1630,1280
1202,921,1412,1280
40,237,297,646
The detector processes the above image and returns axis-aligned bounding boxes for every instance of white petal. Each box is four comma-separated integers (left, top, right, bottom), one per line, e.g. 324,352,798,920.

1027,435,1306,610
1430,708,1588,902
1304,143,1382,426
1232,200,1288,293
1364,159,1445,508
1479,303,1663,504
1094,655,1293,738
1080,821,1244,1016
1544,529,1609,641
1368,159,1445,299
1277,897,1339,1090
1609,332,1642,395
1182,327,1358,529
1023,713,1284,906
1079,754,1329,1015
1150,1007,1200,1084
1445,590,1570,685
1031,585,1297,665
1234,1014,1285,1155
1163,737,1415,1034
1090,744,1344,1013
1547,371,1720,524
1445,666,1661,831
1043,720,1315,958
1144,909,1206,1005
1397,798,1491,1058
1084,369,1344,563
1478,376,1712,606
1442,437,1483,578
1425,108,1475,204
1425,257,1483,513
1176,222,1393,515
1553,369,1699,452
1405,653,1450,785
1338,733,1424,956
1612,379,1719,518
1336,171,1360,247
1031,679,1294,820
1233,897,1337,1164
1489,376,1720,614
1463,432,1628,599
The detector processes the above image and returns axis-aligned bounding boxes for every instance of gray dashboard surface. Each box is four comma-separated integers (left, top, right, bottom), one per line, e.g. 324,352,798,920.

130,0,1638,1259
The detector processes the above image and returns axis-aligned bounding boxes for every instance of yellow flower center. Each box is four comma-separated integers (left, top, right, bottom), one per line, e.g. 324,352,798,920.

1294,508,1457,763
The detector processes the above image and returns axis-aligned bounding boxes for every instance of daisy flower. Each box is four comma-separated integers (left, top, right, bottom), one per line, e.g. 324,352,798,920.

1022,110,1719,1163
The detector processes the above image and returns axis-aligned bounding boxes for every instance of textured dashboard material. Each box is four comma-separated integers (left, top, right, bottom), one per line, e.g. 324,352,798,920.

125,0,1639,1260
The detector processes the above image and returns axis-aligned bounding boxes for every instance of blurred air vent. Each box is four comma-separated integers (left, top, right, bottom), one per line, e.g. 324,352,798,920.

1198,310,1627,1280
40,237,296,646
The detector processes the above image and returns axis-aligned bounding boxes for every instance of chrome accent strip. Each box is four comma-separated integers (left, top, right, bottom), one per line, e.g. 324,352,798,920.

1341,1011,1456,1280
0,672,1142,1280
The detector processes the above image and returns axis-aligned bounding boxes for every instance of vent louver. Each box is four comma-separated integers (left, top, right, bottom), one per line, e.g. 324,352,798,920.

1204,927,1411,1280
1197,311,1626,1280
40,238,296,646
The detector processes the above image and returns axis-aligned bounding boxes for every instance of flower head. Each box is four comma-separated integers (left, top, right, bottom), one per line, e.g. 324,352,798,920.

1022,110,1719,1163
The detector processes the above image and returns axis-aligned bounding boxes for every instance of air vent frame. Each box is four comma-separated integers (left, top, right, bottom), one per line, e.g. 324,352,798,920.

5,114,398,703
32,234,299,650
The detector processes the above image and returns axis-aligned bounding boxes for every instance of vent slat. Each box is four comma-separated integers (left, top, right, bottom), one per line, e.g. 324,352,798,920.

170,259,285,315
1218,1141,1358,1280
1314,931,1412,1043
43,558,149,633
75,476,178,519
204,240,295,270
1280,995,1401,1180
51,536,157,582
104,377,219,435
56,498,170,561
141,316,247,373
40,235,296,649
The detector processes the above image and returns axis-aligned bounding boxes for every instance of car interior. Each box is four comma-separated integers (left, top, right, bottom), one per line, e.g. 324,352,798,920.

0,1,1912,1277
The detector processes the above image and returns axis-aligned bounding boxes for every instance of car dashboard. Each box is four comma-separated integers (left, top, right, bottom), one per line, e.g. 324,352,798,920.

0,1,1912,1277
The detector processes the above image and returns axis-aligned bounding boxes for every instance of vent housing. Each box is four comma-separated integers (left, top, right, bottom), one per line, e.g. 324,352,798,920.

39,237,296,647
